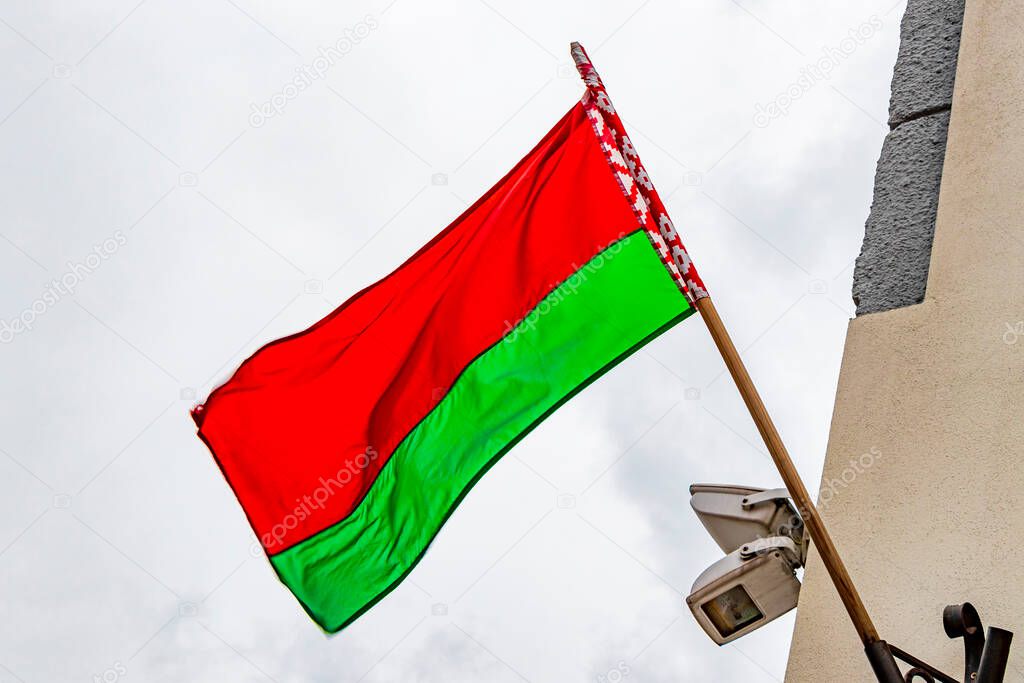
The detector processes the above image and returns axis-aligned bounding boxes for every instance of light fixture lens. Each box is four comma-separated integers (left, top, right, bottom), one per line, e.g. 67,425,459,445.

700,584,764,637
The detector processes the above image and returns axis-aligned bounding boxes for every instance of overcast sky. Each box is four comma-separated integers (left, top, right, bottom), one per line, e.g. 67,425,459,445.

0,1,905,681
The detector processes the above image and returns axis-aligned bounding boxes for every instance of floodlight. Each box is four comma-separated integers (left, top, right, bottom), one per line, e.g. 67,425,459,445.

686,484,806,644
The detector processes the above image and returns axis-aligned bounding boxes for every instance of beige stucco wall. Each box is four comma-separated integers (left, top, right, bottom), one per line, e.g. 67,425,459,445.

785,0,1024,680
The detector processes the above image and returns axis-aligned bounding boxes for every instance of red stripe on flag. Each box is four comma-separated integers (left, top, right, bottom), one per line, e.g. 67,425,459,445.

195,103,646,553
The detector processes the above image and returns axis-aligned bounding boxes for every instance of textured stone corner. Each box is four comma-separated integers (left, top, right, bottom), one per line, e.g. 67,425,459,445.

852,0,965,316
853,112,950,314
888,0,966,128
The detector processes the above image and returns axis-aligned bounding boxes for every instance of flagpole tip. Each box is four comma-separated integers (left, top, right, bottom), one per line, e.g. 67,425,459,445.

570,41,587,66
570,42,600,86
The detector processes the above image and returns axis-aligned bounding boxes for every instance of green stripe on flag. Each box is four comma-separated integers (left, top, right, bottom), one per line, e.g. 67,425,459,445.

270,230,692,632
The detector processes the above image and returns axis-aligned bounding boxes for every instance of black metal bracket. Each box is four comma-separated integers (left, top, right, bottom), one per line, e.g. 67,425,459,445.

879,603,1014,683
888,644,958,683
943,603,985,680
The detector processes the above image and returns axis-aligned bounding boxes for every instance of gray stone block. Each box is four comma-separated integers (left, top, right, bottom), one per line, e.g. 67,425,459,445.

853,111,950,315
888,0,965,128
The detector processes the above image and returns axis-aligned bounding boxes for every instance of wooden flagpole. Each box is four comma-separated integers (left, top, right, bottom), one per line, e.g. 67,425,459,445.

693,295,880,646
568,41,891,665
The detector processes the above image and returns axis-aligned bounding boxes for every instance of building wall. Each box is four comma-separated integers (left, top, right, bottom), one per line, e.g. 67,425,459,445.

785,0,1024,679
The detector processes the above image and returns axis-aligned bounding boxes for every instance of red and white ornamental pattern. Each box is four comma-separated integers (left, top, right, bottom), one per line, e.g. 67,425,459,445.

571,42,708,303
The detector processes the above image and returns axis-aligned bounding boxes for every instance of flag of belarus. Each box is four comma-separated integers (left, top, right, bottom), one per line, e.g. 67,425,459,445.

193,43,707,632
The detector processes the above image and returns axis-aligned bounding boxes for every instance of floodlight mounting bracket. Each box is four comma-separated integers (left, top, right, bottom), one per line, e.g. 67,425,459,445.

738,536,801,568
740,488,791,509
